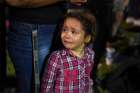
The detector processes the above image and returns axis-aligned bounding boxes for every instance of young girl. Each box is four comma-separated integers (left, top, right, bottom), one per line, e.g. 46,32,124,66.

41,12,95,93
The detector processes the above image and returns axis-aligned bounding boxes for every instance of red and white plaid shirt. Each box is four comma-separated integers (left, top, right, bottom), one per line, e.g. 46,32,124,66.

41,47,94,93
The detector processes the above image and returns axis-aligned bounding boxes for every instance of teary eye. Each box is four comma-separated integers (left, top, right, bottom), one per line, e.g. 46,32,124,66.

62,27,68,32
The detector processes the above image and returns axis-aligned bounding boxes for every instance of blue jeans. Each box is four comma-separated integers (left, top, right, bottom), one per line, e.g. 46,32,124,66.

7,21,56,93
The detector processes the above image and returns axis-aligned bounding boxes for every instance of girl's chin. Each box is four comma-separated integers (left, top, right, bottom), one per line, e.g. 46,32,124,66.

63,45,73,49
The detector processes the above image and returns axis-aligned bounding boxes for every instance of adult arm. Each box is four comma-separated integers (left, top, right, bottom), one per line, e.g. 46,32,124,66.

6,0,64,8
6,0,87,8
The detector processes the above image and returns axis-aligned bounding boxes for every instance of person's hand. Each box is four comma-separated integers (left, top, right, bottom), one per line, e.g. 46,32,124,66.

133,19,140,26
126,17,135,24
69,0,87,6
126,17,140,26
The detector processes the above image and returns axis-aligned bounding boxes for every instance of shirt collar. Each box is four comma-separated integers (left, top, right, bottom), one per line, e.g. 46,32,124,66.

62,47,89,59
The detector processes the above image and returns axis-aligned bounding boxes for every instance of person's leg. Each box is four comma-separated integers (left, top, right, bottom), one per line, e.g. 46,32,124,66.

37,24,56,72
7,21,36,93
92,2,113,91
7,21,57,93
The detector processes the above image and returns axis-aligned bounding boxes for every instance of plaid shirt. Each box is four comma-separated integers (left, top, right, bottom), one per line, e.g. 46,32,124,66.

41,47,94,93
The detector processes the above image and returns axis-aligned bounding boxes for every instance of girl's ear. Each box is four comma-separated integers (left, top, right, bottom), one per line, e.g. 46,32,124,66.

85,35,91,44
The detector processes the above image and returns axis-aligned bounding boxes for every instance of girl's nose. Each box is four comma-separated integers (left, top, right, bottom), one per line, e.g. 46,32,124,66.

63,32,73,40
65,30,72,37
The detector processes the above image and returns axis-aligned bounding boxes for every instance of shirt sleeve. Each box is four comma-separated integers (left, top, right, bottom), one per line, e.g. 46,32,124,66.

41,52,60,93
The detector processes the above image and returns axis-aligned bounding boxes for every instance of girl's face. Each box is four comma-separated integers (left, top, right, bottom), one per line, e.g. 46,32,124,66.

61,18,88,52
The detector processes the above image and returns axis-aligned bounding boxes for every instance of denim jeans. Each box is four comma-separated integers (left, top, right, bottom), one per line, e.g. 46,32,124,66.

7,21,56,93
